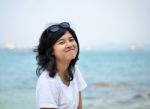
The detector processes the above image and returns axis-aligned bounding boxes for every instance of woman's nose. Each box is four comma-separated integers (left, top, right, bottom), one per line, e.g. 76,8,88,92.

66,41,72,48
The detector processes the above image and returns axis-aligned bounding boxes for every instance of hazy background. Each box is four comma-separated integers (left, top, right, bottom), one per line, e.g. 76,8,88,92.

0,1,150,109
0,0,150,50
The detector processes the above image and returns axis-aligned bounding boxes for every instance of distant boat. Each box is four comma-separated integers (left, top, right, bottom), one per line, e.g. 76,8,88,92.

129,45,144,52
4,41,15,49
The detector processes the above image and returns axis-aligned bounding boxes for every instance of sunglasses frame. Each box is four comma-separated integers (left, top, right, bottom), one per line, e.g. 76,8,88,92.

48,22,70,33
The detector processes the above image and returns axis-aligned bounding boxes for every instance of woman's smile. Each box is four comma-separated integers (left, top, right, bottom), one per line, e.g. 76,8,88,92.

53,31,78,61
65,48,76,52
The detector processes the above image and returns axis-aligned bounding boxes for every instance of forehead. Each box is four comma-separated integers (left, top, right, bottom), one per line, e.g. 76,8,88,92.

59,31,73,39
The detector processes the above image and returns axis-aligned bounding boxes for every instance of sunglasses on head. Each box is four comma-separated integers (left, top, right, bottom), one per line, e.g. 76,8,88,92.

47,22,70,32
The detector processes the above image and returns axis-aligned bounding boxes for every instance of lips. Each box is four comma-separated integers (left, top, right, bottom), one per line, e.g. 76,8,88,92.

65,48,76,52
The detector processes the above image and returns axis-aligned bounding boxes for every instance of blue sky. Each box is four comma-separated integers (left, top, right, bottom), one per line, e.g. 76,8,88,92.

0,0,150,50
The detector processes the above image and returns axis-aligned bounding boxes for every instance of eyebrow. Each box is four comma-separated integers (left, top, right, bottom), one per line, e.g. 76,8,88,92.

57,36,74,42
57,39,65,42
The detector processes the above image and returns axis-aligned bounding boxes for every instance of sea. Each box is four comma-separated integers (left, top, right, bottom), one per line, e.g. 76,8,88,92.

0,49,150,109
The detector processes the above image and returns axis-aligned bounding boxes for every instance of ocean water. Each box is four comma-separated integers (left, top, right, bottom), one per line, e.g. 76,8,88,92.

0,49,150,109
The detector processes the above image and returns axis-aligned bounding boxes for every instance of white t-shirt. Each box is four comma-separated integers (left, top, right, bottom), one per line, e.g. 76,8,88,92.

36,66,87,109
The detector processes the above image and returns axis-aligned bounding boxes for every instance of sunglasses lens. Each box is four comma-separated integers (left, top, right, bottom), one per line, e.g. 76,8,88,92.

48,22,70,33
60,22,70,28
49,25,59,32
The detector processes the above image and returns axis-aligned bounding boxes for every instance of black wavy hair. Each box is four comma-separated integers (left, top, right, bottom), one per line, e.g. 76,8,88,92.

34,22,79,81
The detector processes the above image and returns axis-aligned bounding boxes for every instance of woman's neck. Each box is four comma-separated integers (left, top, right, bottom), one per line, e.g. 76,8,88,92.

56,60,69,74
56,60,70,85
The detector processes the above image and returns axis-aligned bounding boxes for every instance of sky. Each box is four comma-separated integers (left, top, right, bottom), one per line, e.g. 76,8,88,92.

0,0,150,50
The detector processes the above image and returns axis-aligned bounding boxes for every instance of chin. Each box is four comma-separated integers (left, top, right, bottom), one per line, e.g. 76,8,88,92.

67,56,76,61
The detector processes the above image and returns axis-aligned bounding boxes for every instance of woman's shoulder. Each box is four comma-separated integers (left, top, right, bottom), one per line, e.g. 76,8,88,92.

74,65,81,75
36,70,60,98
74,65,79,71
37,70,58,87
74,65,87,91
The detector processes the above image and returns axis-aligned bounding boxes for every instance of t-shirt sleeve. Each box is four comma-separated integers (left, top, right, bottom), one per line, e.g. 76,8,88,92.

75,66,87,91
36,79,58,108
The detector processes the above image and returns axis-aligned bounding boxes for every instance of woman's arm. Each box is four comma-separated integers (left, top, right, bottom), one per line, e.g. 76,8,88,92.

78,92,83,109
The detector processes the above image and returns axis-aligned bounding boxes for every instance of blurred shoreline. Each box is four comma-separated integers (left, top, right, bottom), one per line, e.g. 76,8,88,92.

0,49,150,109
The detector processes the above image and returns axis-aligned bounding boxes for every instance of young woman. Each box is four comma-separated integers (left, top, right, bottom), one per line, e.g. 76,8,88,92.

35,22,87,109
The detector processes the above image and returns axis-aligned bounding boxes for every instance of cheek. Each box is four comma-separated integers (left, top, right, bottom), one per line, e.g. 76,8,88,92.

74,43,78,52
73,42,78,48
53,46,64,56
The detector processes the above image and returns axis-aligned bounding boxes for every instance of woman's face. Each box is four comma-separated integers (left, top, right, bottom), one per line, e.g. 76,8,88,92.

53,31,78,62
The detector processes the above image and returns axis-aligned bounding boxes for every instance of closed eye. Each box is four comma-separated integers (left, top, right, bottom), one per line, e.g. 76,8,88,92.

69,38,75,42
58,41,65,45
